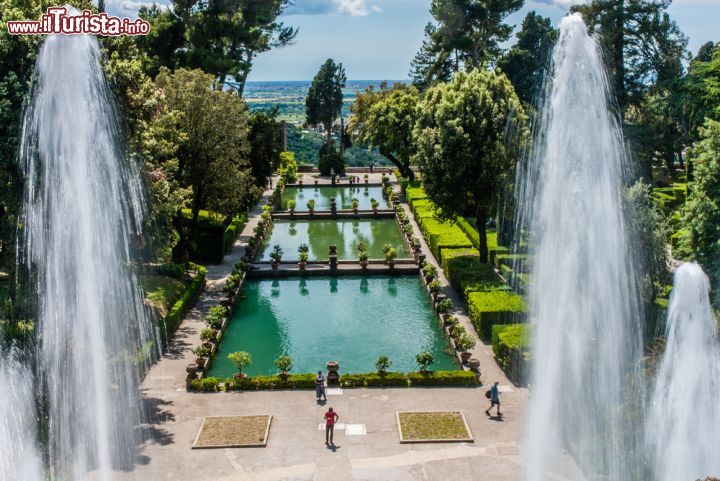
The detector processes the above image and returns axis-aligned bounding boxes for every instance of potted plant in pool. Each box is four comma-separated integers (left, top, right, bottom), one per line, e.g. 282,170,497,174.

298,176,303,185
358,248,369,269
456,333,476,363
269,244,283,270
351,198,360,213
370,198,379,214
307,199,315,215
416,351,434,373
298,243,309,270
192,345,210,368
364,174,369,185
274,354,293,381
375,355,391,376
288,199,296,216
314,179,319,185
228,351,252,379
385,247,397,269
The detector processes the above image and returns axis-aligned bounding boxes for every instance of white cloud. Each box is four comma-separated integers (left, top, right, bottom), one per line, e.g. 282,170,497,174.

531,0,582,8
104,0,167,17
285,0,381,17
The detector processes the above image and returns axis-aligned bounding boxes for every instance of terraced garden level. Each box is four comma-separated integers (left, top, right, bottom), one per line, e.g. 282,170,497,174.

209,276,456,378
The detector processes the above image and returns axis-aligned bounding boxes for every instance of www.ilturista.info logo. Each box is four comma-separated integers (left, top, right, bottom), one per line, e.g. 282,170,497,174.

7,7,150,36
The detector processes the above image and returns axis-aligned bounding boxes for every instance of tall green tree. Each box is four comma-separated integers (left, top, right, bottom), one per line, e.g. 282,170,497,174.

349,83,419,180
497,11,557,105
413,69,526,262
572,0,688,113
410,0,523,88
140,0,297,95
679,119,720,290
306,59,346,174
680,45,720,143
248,109,283,187
152,68,256,260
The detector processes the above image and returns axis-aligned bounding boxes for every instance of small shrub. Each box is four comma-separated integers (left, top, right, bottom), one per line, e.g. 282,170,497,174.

200,328,216,342
375,355,391,373
437,298,453,313
428,280,441,294
370,198,379,210
274,355,293,377
307,199,315,211
192,345,210,358
228,351,252,375
269,245,283,263
351,198,360,210
456,332,476,351
415,351,434,372
190,377,221,392
287,199,297,211
385,247,397,262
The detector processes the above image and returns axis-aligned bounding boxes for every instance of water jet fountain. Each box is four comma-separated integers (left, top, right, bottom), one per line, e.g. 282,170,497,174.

18,29,157,480
647,262,720,481
519,13,644,481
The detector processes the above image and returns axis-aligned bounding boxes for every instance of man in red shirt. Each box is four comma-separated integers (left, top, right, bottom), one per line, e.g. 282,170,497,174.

324,407,339,445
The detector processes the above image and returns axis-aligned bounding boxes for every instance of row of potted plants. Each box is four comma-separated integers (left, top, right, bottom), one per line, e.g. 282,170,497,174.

287,197,382,216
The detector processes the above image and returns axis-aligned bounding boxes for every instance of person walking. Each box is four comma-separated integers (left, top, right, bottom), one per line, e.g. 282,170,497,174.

485,381,502,416
324,407,339,445
315,370,327,402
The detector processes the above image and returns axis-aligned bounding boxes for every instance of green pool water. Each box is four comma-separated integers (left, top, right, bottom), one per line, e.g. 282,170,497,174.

280,186,390,211
259,219,410,261
209,276,456,378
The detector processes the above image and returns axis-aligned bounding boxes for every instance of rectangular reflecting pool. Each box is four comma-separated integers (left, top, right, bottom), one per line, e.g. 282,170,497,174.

280,186,391,211
259,218,410,261
209,277,456,378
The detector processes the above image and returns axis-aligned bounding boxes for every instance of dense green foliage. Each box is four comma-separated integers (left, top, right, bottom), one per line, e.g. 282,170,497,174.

679,120,720,291
467,290,526,339
349,83,420,179
497,12,557,105
248,109,283,187
138,1,296,96
414,69,526,262
162,263,206,338
491,324,529,383
410,0,523,88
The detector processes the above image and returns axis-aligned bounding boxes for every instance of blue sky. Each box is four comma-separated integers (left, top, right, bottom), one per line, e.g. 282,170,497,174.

107,0,719,81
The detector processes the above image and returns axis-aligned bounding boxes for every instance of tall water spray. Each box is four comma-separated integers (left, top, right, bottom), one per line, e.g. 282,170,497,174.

519,13,644,481
0,349,43,481
647,262,720,481
19,31,156,480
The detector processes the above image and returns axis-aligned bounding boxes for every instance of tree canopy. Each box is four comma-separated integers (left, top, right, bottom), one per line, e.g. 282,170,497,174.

410,0,524,89
306,59,347,174
349,83,420,180
413,69,527,262
497,11,557,105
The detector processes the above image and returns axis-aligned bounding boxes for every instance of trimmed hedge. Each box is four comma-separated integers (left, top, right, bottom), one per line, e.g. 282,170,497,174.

456,217,480,249
418,218,473,262
440,249,508,296
340,372,409,387
191,371,477,391
225,373,316,390
222,214,247,254
405,185,428,202
406,370,478,387
491,324,529,383
468,290,526,339
162,263,206,337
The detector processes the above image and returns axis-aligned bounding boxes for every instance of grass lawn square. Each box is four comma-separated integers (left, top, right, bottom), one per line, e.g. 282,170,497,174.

192,415,272,449
396,411,473,443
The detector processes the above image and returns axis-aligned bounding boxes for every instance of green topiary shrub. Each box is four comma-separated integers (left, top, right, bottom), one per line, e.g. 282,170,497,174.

190,377,221,392
222,214,247,254
440,249,507,297
491,324,530,383
226,373,316,390
467,290,527,339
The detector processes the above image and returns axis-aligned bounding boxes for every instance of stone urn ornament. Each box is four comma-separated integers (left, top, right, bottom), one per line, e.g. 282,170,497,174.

326,361,340,385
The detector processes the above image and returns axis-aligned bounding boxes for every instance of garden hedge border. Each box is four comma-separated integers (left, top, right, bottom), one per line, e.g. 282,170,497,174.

162,262,206,338
467,290,526,339
189,370,477,391
491,324,529,384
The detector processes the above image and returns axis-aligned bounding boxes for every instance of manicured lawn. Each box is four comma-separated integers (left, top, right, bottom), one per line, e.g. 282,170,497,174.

396,411,473,443
139,275,188,317
192,415,272,448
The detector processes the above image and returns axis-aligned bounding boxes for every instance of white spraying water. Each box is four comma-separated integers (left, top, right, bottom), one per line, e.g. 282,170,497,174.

19,31,156,480
0,349,43,481
520,13,644,481
647,262,720,481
